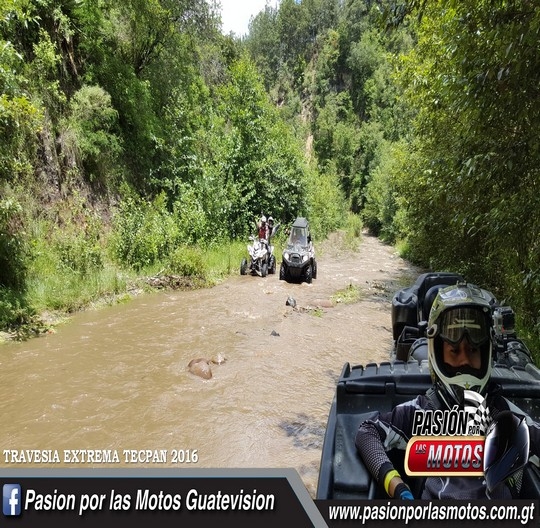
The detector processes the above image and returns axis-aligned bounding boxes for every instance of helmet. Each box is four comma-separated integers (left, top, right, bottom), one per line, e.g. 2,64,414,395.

483,410,530,495
268,216,274,225
261,215,267,223
427,282,493,404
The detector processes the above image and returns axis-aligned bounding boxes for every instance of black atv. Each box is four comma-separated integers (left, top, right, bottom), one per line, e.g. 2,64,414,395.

391,272,533,366
279,217,317,284
316,360,540,500
316,272,540,500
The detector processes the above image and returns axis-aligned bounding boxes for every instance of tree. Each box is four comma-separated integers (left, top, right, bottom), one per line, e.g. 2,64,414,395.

217,56,308,236
396,0,540,337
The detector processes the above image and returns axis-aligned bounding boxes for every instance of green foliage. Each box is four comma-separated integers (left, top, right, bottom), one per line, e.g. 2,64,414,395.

313,91,354,166
166,246,206,278
24,209,131,318
60,85,122,185
29,29,66,110
0,287,35,331
332,283,362,304
362,139,406,242
216,56,308,235
172,182,225,245
247,0,339,87
110,194,179,271
53,229,103,278
345,212,363,240
245,4,280,87
183,239,249,284
0,94,41,182
304,164,346,239
0,197,28,291
347,29,385,116
393,0,540,346
0,32,42,182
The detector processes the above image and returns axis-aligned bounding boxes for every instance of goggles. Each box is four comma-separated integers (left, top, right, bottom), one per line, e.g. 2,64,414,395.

438,307,490,346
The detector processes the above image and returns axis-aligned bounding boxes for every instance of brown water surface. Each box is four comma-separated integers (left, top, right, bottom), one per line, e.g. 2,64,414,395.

0,233,420,497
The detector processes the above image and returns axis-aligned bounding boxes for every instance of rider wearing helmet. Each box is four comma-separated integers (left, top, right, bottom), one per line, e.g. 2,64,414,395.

256,215,269,241
355,281,540,500
426,282,493,408
267,216,274,238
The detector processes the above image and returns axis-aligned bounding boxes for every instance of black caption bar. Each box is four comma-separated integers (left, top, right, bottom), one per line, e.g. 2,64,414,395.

0,469,327,527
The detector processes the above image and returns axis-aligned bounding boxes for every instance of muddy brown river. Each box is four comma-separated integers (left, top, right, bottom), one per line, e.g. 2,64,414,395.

0,232,420,497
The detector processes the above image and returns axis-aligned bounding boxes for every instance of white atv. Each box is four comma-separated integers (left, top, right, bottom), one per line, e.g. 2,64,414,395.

240,236,275,277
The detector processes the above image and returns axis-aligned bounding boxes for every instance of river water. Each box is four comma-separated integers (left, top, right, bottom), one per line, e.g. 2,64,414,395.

0,232,419,497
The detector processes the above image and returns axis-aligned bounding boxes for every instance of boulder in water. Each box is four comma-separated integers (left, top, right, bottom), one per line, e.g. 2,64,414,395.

188,358,212,379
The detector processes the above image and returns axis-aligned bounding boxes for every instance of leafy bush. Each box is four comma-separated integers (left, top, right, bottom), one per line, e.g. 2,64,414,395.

362,140,404,242
111,194,179,271
345,213,363,239
0,288,35,330
49,195,106,276
0,198,28,291
55,236,103,276
61,85,122,184
173,184,213,245
166,246,206,278
305,165,346,239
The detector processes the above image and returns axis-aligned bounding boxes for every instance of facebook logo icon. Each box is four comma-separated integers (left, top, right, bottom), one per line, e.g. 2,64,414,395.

3,484,22,516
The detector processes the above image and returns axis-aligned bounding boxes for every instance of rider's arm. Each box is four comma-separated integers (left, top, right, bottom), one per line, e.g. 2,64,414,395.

355,396,422,498
355,419,405,497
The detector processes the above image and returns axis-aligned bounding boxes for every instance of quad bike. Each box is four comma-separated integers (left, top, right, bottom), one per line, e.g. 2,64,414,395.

279,217,317,284
391,272,534,366
240,236,273,277
316,272,540,500
316,360,540,500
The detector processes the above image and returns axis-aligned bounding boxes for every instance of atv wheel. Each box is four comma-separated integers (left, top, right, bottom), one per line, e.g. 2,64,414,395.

240,258,247,275
305,263,313,284
279,262,286,281
261,262,268,277
269,255,276,274
312,259,318,279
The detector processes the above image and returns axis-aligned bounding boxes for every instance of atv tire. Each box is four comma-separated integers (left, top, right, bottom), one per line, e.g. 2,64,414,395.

305,263,313,284
262,262,268,277
269,255,276,274
312,259,318,279
240,258,247,275
279,262,287,281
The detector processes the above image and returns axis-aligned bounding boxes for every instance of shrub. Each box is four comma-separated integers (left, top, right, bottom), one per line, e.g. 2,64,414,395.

55,236,103,276
111,194,179,271
61,85,122,184
0,198,28,291
0,288,34,330
166,246,207,278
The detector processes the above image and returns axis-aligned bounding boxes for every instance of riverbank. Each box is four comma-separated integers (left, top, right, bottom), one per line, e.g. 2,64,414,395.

0,223,364,344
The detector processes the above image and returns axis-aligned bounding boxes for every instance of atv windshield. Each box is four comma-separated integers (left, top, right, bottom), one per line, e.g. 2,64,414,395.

288,227,308,246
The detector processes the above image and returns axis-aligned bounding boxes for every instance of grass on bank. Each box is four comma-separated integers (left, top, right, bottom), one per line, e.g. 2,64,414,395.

332,283,363,305
1,238,250,340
